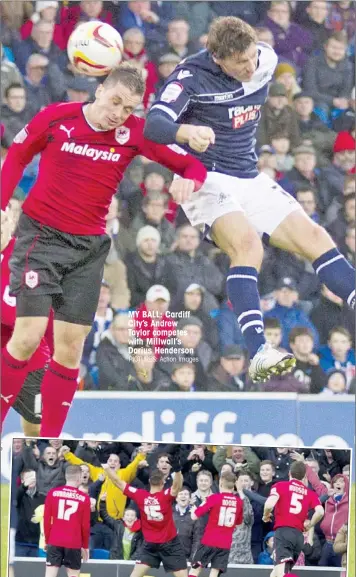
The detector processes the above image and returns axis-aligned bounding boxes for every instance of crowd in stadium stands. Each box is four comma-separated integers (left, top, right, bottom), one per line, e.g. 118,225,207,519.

10,439,350,568
1,0,355,394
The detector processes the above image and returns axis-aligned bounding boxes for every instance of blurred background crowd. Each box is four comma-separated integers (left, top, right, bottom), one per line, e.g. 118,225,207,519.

10,439,350,568
1,0,355,394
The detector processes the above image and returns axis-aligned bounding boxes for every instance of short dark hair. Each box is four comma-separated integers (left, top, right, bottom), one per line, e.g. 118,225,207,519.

290,461,306,480
157,452,171,463
235,469,253,480
296,185,317,197
260,459,275,471
5,83,24,99
65,465,82,480
207,16,257,60
289,326,314,344
327,30,348,46
149,469,165,487
103,63,145,95
264,317,282,330
220,471,236,489
328,326,352,341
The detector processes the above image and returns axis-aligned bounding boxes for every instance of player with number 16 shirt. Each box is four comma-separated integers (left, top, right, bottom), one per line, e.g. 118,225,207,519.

190,471,244,577
43,465,91,577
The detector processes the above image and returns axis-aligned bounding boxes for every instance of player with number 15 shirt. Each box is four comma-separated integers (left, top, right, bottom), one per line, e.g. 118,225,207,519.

44,465,91,575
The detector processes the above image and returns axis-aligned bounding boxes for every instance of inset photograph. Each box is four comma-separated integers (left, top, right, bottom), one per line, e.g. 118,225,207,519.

2,439,352,577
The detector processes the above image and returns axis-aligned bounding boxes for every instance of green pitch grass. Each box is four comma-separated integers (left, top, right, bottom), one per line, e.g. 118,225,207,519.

1,483,355,576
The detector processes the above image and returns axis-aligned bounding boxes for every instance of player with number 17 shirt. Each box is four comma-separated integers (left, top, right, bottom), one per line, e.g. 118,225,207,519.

190,472,244,577
43,465,91,576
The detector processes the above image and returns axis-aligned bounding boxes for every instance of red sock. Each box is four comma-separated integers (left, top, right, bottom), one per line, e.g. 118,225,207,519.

40,359,79,437
1,347,29,427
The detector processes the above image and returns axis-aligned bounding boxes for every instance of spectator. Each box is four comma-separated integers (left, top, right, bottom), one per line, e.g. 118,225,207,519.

213,446,260,479
263,0,313,69
207,345,249,392
319,368,348,396
303,0,330,50
257,82,301,149
328,192,355,247
96,313,133,391
172,1,215,42
134,285,176,359
99,495,143,560
323,131,356,203
66,75,96,102
173,487,199,559
181,445,217,491
129,191,176,255
122,27,158,113
229,476,254,564
253,448,292,482
61,445,147,520
137,162,176,223
269,135,294,172
24,53,66,113
254,26,275,47
1,44,24,102
257,532,275,565
13,19,67,75
80,464,92,491
165,225,224,309
326,0,356,41
128,343,171,391
0,1,33,32
126,226,172,307
289,327,326,394
264,277,319,350
216,299,244,351
296,186,320,223
82,281,114,379
341,225,355,266
155,52,181,92
20,1,66,51
169,363,196,392
274,62,301,105
174,284,219,350
333,523,348,572
303,31,353,122
1,83,34,143
311,285,355,347
15,469,44,557
318,326,355,384
61,0,114,47
255,460,276,497
161,18,197,62
264,317,285,351
21,441,67,496
326,172,355,223
333,86,355,132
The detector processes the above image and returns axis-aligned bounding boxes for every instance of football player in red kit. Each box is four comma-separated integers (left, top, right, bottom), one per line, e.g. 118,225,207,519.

44,465,91,577
1,63,207,437
103,462,188,577
1,210,53,435
262,461,324,577
190,471,244,577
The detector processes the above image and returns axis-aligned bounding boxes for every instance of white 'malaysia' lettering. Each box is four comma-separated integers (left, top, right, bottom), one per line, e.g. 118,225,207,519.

61,142,121,162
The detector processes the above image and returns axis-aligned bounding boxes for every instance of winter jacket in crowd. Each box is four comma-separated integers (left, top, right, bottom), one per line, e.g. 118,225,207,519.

229,496,254,564
311,296,355,347
16,484,45,545
253,448,292,482
99,500,143,560
264,303,319,351
333,523,348,568
303,51,353,108
173,504,200,559
22,445,66,496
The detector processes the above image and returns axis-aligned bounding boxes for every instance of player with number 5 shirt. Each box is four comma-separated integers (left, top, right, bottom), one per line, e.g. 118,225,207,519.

190,471,243,577
262,461,324,577
103,463,188,577
43,465,91,577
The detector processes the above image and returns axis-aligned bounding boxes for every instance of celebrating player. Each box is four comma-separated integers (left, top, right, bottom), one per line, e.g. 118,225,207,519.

103,463,188,577
43,465,91,577
262,461,324,577
1,63,207,436
1,210,52,436
190,471,244,577
145,16,355,382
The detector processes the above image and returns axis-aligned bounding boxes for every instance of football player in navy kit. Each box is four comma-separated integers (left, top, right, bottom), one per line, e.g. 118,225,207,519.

145,16,355,383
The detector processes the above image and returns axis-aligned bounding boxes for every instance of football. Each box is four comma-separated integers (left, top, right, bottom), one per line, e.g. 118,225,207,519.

67,21,124,77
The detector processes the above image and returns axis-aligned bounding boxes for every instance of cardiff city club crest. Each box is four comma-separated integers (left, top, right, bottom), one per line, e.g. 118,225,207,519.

115,127,130,145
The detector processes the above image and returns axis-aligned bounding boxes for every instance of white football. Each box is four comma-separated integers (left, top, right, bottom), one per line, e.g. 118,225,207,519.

67,21,124,77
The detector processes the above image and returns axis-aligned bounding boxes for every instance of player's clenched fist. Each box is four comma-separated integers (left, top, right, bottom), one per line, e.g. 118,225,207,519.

176,124,215,153
169,178,195,204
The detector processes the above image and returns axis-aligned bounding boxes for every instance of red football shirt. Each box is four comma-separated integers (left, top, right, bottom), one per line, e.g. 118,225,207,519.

44,485,91,549
1,102,207,235
1,238,52,370
124,484,177,543
271,479,321,532
195,492,244,549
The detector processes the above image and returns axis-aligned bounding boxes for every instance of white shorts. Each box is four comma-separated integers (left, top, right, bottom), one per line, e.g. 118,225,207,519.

9,527,16,565
182,171,302,240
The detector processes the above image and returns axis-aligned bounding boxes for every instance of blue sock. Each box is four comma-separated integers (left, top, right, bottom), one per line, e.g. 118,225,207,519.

313,248,355,309
226,266,266,358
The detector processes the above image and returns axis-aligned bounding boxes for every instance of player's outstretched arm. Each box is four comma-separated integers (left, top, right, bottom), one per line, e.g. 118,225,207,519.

170,470,183,497
102,463,127,492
